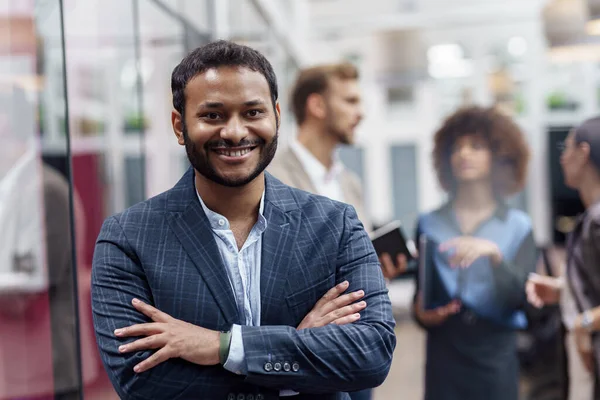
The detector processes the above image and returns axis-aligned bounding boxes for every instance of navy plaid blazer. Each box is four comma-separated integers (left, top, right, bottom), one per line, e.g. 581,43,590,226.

91,168,396,400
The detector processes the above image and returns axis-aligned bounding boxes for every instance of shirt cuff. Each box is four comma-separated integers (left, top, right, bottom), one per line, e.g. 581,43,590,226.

223,324,247,375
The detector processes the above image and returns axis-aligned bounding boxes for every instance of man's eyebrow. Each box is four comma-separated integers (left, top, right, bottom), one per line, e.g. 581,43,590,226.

198,102,224,109
196,100,267,110
244,99,267,107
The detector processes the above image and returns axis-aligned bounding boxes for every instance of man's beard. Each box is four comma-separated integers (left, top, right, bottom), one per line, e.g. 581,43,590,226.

325,115,353,145
183,123,278,187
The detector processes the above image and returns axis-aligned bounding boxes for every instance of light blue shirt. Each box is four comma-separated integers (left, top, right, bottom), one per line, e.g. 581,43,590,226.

197,190,300,397
196,190,266,376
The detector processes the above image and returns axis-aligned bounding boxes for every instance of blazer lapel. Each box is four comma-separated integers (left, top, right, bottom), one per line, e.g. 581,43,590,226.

166,169,240,326
283,149,318,194
260,174,301,324
340,171,358,207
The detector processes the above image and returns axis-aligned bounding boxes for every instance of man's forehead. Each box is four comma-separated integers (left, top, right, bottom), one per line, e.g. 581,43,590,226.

329,76,358,89
327,77,360,98
185,67,271,103
190,66,268,85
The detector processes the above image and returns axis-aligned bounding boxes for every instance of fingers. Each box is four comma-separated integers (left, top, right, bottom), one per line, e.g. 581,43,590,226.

526,281,544,309
315,281,350,309
297,282,366,329
526,274,562,308
459,249,479,268
133,347,173,373
330,313,362,326
380,253,395,280
437,300,461,316
320,290,365,315
380,253,407,279
417,299,461,326
115,323,164,338
119,334,166,354
132,298,171,323
325,301,367,326
580,350,595,373
396,254,408,273
438,238,459,252
448,247,483,269
528,273,563,289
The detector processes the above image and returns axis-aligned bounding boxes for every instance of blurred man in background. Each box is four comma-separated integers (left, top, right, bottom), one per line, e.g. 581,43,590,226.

268,63,368,226
268,63,403,399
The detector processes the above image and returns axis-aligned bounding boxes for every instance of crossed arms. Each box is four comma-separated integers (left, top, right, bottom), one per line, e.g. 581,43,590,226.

91,207,396,399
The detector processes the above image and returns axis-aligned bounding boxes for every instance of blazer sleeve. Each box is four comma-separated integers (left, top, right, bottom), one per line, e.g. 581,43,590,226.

92,216,203,400
240,205,396,393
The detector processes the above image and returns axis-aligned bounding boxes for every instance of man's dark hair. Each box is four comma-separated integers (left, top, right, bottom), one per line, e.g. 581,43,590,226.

171,40,279,120
575,116,600,169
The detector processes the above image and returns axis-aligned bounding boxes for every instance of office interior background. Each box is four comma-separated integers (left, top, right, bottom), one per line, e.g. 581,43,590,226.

2,0,600,398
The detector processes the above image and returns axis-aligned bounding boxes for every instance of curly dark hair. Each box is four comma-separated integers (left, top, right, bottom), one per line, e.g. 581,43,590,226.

432,106,530,197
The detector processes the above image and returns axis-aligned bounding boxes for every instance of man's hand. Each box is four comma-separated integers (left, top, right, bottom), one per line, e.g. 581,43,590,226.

379,253,409,280
526,273,562,308
439,236,502,268
414,292,461,327
297,280,366,330
115,298,220,373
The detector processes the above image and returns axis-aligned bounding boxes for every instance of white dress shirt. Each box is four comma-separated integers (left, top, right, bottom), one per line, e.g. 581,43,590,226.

289,139,346,203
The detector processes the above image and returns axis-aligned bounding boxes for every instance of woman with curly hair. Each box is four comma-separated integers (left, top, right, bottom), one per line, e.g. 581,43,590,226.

412,106,536,400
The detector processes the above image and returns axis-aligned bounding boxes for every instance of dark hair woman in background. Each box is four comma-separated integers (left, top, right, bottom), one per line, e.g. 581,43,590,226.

413,106,535,400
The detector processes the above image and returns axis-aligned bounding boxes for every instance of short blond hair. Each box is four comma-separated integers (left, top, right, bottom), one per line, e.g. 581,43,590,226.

291,63,359,124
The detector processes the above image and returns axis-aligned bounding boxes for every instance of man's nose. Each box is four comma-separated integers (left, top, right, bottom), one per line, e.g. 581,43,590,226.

220,116,248,144
356,107,364,124
458,145,473,156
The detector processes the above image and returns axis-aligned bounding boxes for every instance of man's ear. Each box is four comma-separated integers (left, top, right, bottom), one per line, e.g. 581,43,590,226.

579,142,591,163
306,93,327,120
172,110,184,146
275,102,281,128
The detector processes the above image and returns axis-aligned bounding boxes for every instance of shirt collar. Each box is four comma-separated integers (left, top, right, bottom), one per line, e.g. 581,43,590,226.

195,188,266,232
439,199,509,221
290,139,345,185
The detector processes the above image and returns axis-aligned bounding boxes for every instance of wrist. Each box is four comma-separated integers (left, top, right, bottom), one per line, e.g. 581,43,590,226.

219,330,232,365
578,310,596,333
490,246,503,266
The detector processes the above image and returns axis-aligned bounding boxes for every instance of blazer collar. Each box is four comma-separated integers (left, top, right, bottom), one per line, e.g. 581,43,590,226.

166,167,299,214
166,167,301,325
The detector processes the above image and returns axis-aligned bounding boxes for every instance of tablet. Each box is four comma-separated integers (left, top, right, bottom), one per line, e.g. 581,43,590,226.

418,235,445,310
369,220,415,263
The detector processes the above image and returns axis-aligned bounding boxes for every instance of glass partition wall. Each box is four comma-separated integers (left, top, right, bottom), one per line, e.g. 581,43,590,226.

1,1,304,398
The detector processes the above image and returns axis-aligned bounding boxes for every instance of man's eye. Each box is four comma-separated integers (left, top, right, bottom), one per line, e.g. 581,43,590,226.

204,113,221,120
246,110,263,118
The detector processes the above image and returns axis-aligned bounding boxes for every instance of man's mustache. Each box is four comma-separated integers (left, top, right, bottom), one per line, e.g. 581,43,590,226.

205,139,265,149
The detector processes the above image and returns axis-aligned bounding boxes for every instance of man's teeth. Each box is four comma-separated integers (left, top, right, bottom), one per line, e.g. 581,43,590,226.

216,148,253,157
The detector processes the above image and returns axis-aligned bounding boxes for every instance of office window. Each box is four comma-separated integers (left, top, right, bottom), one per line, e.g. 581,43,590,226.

338,145,365,185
